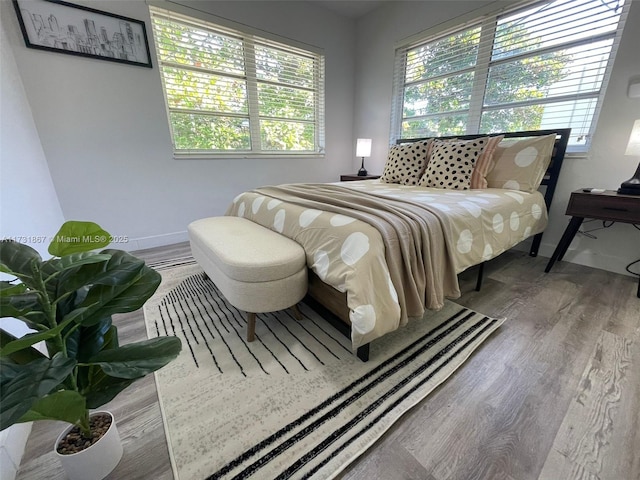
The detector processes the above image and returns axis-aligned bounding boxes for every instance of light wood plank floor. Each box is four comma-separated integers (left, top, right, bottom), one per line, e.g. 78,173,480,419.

15,243,640,480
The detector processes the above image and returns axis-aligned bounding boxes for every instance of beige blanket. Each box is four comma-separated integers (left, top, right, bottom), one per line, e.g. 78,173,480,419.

226,181,547,348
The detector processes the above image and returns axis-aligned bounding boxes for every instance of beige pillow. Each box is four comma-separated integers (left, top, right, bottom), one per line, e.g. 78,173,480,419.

470,135,505,189
486,134,556,192
418,137,489,190
380,139,432,185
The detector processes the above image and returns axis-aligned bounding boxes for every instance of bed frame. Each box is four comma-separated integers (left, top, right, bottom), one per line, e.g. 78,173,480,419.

305,128,571,361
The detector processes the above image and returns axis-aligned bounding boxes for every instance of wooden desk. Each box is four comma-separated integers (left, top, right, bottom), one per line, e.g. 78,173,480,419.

545,189,640,297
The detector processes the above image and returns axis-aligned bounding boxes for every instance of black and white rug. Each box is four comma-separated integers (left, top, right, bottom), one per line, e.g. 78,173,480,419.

144,263,506,479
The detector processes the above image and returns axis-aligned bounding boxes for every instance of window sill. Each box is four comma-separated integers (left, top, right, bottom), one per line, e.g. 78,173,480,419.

564,151,588,160
173,152,325,160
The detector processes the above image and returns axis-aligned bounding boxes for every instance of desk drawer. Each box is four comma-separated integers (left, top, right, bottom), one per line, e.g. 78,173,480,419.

566,192,640,223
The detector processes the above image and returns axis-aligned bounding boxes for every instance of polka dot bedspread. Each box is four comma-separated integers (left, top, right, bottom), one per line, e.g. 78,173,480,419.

225,179,548,348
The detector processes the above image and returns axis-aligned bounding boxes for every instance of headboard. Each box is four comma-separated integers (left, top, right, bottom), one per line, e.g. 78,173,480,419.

398,128,572,256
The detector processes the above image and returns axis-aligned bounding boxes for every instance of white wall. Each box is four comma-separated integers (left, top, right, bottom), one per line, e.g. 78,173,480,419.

10,0,634,274
2,0,356,251
354,0,640,276
0,24,65,253
543,0,640,275
352,0,494,172
0,16,65,480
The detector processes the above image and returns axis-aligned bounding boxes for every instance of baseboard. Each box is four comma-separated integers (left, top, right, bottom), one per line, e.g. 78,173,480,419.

111,230,635,276
538,241,637,277
115,231,189,252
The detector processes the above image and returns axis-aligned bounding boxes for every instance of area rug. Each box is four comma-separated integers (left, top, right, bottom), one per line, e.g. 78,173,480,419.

143,262,506,480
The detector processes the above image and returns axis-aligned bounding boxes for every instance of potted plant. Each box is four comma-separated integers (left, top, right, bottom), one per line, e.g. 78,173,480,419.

0,221,182,480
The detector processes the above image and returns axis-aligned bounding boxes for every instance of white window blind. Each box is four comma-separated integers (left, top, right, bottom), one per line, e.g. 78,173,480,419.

391,0,629,151
149,6,325,157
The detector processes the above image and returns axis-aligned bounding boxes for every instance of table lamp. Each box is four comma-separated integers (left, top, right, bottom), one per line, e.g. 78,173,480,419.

356,138,372,176
618,119,640,195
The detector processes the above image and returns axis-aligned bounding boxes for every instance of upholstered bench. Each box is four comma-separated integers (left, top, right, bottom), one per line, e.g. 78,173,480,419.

188,216,308,342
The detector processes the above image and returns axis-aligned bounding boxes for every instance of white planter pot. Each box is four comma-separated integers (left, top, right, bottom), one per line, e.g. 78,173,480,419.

54,411,123,480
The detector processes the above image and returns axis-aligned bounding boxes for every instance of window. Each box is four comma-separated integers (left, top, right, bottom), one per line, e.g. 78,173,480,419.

149,6,325,157
391,0,629,151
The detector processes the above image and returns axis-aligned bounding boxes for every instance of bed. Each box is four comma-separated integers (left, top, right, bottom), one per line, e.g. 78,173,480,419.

225,128,571,360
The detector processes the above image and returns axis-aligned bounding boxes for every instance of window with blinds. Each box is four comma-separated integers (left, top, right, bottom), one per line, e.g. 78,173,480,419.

391,0,629,151
149,7,325,157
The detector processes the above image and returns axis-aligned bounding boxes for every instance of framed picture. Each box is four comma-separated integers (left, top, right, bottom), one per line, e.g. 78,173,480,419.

12,0,152,68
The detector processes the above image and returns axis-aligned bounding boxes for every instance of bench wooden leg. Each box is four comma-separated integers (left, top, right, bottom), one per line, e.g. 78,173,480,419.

246,313,256,342
356,343,370,362
291,304,303,320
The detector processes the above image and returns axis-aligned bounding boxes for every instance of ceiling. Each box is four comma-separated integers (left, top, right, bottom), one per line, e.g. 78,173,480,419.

308,1,389,19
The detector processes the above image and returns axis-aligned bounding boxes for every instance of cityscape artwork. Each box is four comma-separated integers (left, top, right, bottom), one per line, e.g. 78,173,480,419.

13,0,152,68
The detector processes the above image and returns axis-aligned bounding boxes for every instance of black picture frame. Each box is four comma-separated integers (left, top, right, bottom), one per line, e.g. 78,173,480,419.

12,0,152,68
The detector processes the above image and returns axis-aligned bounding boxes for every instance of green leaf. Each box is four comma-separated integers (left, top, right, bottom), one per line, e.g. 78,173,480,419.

0,330,46,365
0,292,43,325
78,264,161,326
0,281,27,297
0,240,41,287
102,325,119,351
76,319,113,362
75,333,178,410
0,306,92,357
49,260,119,303
0,353,76,431
99,262,161,310
18,390,87,427
50,250,151,328
46,253,112,274
48,221,111,256
82,373,134,410
40,253,110,303
74,322,115,392
83,250,145,287
0,330,57,357
87,337,182,379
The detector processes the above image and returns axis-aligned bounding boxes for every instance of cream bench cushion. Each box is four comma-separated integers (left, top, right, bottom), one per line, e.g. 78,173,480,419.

188,216,308,340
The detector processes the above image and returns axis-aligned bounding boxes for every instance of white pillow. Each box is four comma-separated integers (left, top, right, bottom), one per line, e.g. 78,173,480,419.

486,134,556,192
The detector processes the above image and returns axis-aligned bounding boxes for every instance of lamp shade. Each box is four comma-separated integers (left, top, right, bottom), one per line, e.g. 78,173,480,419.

625,119,640,156
356,138,372,158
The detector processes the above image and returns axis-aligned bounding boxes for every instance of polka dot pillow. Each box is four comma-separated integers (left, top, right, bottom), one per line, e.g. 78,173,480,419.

380,139,433,185
486,134,556,192
418,138,489,190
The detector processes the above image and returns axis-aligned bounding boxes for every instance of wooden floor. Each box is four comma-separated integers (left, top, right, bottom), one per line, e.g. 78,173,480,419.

15,243,640,480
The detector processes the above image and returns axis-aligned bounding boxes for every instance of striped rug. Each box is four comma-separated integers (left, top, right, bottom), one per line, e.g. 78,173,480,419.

144,262,506,480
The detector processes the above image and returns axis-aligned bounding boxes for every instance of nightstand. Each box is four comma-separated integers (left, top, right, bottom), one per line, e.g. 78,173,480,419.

340,174,381,182
545,189,640,297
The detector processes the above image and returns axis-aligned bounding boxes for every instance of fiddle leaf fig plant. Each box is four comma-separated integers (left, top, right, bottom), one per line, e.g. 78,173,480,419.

0,221,181,437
